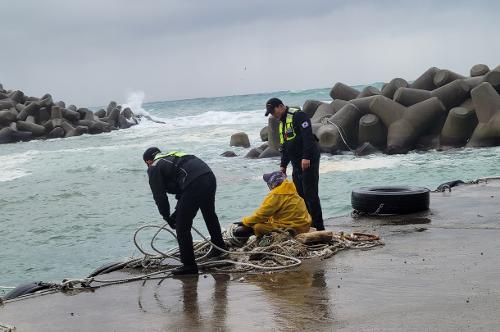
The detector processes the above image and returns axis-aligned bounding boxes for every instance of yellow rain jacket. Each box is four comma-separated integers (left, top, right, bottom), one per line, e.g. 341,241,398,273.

242,180,311,233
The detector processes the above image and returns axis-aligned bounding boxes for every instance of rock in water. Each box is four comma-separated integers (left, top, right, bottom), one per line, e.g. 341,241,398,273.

267,116,280,151
258,147,280,158
369,96,446,154
230,132,250,148
316,124,339,153
440,107,478,147
106,101,117,116
221,151,237,157
16,121,46,136
245,147,264,159
358,114,386,149
122,107,134,119
312,103,335,124
95,109,106,118
302,100,323,118
260,126,269,142
467,82,500,147
62,108,81,122
47,127,65,139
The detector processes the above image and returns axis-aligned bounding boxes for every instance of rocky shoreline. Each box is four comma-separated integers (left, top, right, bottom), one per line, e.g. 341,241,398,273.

0,84,144,144
233,63,500,158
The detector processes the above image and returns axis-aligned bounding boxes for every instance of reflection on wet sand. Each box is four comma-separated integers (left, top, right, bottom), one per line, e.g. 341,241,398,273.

133,265,331,331
139,274,230,331
210,274,230,331
180,276,202,329
245,264,333,330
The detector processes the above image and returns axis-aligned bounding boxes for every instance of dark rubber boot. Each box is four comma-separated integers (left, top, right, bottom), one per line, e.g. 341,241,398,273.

204,247,229,260
172,265,199,276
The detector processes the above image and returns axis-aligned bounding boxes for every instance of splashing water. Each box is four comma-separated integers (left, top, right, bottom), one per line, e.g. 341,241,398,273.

121,91,165,123
123,91,147,115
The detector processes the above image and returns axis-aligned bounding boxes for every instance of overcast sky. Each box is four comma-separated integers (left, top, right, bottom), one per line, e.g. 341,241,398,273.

0,0,499,106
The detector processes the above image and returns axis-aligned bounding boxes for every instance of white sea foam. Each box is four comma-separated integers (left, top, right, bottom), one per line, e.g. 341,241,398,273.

319,156,399,173
170,110,263,128
132,109,264,131
119,89,267,130
0,152,35,182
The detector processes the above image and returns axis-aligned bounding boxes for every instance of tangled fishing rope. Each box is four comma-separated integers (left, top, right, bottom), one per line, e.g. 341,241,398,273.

129,223,383,272
2,223,383,303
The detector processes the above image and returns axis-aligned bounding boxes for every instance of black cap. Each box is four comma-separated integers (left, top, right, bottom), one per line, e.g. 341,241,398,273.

143,147,161,162
265,97,284,116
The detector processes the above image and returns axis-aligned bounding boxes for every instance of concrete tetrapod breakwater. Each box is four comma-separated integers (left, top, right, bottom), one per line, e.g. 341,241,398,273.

0,84,146,144
245,63,500,158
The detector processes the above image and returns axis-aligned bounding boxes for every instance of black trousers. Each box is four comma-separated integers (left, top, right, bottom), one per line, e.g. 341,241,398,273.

291,157,325,230
175,172,226,267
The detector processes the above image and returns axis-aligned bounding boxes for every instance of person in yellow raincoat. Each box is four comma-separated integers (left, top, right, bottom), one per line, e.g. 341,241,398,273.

241,171,312,237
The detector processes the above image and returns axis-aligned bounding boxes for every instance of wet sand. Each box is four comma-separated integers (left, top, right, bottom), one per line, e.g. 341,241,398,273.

1,179,500,331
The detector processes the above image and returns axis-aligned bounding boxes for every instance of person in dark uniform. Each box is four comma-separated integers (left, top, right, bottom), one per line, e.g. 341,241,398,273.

143,147,227,275
265,98,325,231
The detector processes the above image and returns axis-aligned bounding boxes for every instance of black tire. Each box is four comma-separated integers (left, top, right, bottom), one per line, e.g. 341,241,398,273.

351,186,430,214
88,261,127,278
435,180,464,192
3,282,51,300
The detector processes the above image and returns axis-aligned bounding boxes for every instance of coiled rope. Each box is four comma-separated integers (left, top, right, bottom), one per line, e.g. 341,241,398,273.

2,223,382,304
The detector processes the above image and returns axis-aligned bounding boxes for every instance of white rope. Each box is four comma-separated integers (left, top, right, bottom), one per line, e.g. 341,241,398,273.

192,226,302,270
133,222,302,271
323,118,356,152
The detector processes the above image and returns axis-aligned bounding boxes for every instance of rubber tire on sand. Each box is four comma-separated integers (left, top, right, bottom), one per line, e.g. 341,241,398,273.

351,186,430,214
3,282,51,300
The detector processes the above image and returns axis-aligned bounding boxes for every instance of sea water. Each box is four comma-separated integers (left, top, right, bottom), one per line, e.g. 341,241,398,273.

1,86,499,287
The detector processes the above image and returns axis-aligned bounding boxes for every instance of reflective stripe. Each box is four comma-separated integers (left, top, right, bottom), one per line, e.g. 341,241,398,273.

153,151,187,162
151,151,188,167
279,108,299,144
151,151,189,181
166,151,187,157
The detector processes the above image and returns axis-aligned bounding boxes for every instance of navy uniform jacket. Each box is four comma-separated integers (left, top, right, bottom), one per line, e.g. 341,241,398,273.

147,154,211,218
279,108,320,168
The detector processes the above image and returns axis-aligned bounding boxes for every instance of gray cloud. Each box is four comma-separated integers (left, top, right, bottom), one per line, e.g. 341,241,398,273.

0,0,499,106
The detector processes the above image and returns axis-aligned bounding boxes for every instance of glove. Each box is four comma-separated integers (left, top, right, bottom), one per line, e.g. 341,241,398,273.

164,211,177,229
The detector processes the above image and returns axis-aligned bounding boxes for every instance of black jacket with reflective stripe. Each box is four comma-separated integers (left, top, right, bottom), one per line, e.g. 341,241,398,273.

147,154,212,218
279,108,319,168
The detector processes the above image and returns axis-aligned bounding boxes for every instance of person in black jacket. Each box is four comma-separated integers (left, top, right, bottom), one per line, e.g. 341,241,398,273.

265,98,325,230
143,147,227,275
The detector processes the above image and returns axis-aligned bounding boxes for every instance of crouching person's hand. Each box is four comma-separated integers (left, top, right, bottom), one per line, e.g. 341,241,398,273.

164,211,177,229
